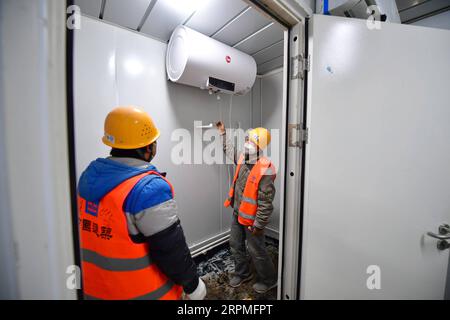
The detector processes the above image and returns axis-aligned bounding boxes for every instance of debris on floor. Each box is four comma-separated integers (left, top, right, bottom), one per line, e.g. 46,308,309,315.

196,237,279,300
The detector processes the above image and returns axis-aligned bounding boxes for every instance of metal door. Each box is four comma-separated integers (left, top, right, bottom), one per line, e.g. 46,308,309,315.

300,15,450,299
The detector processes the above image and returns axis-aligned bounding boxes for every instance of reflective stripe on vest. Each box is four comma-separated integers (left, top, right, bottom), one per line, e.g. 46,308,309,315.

241,196,257,205
78,170,183,300
84,280,175,300
238,211,256,221
81,248,152,272
224,154,276,226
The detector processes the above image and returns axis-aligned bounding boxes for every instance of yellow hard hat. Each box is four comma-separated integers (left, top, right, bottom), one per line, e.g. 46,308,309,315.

102,106,160,149
248,127,271,150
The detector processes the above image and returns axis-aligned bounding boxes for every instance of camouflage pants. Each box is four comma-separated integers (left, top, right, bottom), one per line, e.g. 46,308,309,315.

229,214,277,286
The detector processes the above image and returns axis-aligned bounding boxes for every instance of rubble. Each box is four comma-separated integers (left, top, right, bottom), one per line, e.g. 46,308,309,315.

196,238,278,300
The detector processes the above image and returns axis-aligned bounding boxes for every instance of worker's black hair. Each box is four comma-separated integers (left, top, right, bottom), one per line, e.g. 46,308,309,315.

110,143,154,161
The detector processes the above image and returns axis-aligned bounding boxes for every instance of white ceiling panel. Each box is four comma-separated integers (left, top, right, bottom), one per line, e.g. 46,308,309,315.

257,55,284,75
140,0,196,41
78,0,285,74
252,39,284,65
235,22,284,55
186,0,248,36
212,7,272,46
103,0,152,30
75,0,102,18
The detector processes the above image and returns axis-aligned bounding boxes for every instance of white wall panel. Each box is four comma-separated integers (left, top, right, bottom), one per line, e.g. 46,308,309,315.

1,0,75,299
252,79,262,127
260,70,284,233
75,16,255,246
74,17,117,178
261,72,283,233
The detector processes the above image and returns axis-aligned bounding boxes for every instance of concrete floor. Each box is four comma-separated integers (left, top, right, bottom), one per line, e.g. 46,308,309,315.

196,238,278,300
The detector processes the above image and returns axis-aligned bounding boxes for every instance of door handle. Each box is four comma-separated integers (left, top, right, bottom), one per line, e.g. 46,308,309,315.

426,232,450,240
427,224,450,250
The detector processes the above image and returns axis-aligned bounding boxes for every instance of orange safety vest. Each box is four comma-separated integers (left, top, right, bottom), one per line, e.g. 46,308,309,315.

224,154,276,226
78,171,183,300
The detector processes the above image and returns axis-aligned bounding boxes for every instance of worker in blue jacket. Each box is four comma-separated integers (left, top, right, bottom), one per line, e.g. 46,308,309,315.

77,106,206,300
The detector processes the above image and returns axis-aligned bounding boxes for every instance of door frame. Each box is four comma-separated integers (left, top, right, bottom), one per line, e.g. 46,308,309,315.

66,0,83,300
278,20,309,300
248,0,311,300
248,0,312,300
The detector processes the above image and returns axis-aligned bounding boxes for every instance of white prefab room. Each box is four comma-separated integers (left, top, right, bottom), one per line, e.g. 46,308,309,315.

74,0,289,300
71,0,450,300
2,0,450,301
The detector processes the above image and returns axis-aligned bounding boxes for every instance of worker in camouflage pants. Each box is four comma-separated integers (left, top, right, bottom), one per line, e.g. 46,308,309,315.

216,121,277,294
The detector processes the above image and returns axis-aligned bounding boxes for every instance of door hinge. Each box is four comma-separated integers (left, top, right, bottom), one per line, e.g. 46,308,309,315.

288,124,309,148
304,55,310,72
290,54,310,80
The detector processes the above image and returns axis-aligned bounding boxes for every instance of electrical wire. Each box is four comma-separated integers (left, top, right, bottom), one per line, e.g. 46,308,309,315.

217,94,223,231
217,93,235,230
229,94,233,130
227,94,235,190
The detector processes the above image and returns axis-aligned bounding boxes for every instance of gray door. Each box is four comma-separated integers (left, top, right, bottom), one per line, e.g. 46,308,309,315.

301,15,450,299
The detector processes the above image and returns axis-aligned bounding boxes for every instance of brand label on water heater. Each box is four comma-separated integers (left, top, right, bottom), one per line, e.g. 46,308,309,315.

225,55,231,64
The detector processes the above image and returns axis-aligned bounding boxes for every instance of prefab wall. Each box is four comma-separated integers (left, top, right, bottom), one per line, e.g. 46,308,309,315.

252,70,285,234
74,16,284,248
0,0,75,299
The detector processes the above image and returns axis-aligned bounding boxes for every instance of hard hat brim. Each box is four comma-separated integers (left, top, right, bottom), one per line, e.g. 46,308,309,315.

102,129,160,149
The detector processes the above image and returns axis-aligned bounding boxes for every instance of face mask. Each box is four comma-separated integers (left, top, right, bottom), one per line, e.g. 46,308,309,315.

149,142,157,162
141,142,157,163
244,142,257,155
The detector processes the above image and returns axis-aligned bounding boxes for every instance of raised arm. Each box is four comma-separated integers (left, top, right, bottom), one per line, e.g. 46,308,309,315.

215,121,237,165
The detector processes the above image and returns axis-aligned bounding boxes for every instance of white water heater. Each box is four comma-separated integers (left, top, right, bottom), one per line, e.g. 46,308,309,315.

166,25,257,95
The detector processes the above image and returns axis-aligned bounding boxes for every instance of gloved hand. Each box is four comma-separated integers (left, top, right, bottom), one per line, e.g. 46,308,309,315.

186,278,207,300
215,121,225,135
247,226,264,236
